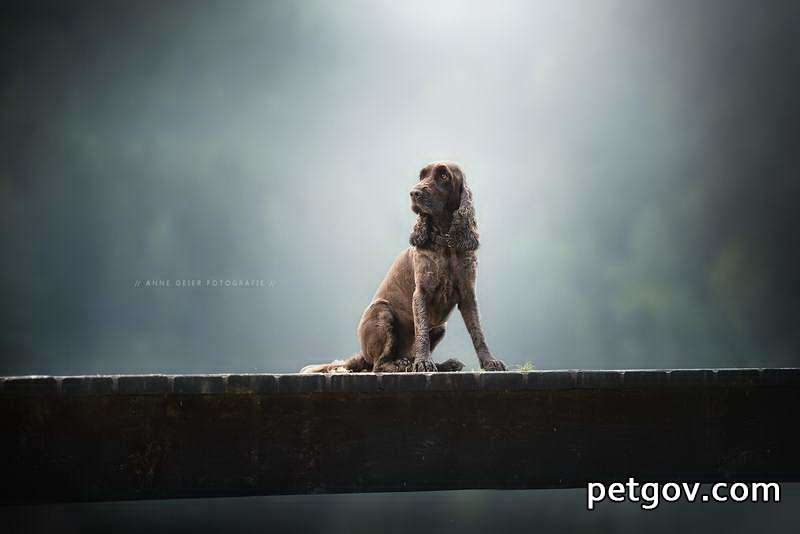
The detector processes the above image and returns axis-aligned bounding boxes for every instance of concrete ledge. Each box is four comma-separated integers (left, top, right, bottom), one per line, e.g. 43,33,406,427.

226,374,276,394
173,375,225,395
117,375,171,395
3,368,799,396
61,376,114,395
2,368,799,504
3,376,58,395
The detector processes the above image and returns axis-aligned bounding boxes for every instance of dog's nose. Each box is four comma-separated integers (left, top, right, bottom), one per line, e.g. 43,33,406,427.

410,189,424,200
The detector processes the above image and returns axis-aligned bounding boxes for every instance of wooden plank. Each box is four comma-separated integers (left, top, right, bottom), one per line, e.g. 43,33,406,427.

1,369,799,504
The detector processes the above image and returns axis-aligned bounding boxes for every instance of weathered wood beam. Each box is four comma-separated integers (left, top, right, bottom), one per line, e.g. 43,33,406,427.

1,369,799,504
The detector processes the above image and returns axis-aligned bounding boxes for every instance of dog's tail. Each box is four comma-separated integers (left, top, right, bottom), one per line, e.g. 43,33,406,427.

299,353,465,373
434,358,465,372
299,362,341,374
299,351,368,374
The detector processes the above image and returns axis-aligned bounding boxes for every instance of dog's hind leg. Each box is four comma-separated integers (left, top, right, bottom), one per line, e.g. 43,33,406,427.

359,300,401,373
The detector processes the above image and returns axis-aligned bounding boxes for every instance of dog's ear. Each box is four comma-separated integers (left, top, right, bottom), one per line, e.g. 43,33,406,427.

410,214,431,247
448,171,480,251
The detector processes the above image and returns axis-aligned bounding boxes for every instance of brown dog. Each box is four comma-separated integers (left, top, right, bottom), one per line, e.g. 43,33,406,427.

301,161,505,373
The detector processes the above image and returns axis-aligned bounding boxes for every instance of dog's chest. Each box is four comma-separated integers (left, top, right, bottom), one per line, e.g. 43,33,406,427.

424,249,461,308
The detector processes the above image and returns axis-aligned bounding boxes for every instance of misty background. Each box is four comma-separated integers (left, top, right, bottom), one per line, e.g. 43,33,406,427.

2,1,799,532
2,0,798,375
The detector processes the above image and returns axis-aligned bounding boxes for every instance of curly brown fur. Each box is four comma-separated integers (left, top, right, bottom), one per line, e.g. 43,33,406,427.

410,165,480,252
301,161,505,373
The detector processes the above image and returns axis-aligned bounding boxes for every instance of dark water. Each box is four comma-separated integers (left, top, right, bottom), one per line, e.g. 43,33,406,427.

4,486,800,534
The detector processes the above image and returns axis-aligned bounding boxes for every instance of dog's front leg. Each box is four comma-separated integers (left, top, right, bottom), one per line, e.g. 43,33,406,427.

459,291,506,371
411,288,437,372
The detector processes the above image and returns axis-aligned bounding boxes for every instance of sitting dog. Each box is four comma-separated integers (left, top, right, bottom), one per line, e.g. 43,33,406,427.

301,161,505,373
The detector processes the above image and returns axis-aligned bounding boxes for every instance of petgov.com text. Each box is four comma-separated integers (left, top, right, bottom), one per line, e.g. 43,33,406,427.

587,479,781,510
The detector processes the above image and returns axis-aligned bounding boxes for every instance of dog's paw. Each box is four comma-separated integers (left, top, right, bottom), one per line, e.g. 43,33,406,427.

481,359,507,372
412,358,437,373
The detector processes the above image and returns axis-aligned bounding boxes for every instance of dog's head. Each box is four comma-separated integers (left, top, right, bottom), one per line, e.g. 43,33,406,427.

409,161,479,251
